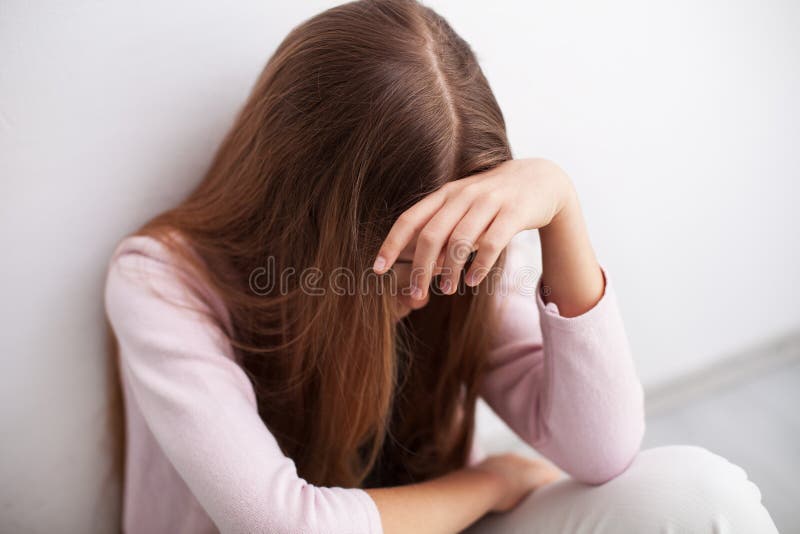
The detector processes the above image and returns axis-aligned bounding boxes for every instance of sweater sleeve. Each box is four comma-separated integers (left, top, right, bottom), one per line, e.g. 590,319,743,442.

104,235,383,534
479,242,645,485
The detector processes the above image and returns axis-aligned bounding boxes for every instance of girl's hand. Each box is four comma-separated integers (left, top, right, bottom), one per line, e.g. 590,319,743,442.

472,452,562,513
372,158,574,299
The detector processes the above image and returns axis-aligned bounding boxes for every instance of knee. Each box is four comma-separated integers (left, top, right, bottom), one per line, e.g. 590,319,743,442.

626,445,777,533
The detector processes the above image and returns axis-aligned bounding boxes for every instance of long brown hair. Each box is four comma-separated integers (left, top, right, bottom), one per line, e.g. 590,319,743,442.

109,0,512,490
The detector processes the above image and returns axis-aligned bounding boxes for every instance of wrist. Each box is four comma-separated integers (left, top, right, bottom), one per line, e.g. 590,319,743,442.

551,172,577,227
466,465,506,508
520,158,575,230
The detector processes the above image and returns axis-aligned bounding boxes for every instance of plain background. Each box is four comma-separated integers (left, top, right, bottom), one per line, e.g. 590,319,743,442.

1,1,798,531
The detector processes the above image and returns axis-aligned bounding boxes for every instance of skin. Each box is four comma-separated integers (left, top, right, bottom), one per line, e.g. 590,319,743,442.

367,158,606,532
366,452,562,534
378,157,605,320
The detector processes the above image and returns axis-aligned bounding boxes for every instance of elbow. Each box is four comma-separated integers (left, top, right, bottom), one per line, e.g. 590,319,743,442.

578,372,647,485
571,402,646,486
573,432,643,485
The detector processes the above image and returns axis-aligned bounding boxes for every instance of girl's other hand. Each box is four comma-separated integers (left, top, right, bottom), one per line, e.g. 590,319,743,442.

472,452,562,513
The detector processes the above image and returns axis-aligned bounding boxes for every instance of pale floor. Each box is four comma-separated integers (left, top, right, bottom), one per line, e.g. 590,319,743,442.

475,356,800,533
643,357,800,534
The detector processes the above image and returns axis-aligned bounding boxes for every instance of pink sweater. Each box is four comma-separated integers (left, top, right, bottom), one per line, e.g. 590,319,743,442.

104,233,645,534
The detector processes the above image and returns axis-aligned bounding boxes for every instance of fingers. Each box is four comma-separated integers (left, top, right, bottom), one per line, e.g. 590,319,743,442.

410,193,473,300
465,211,518,287
438,199,501,295
373,169,526,300
433,248,447,277
372,188,448,274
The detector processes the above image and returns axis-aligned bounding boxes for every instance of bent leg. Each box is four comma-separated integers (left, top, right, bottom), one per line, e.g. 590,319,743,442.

464,445,778,534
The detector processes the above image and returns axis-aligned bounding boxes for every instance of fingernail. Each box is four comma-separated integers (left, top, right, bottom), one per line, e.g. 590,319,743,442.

373,256,386,272
411,286,423,300
467,271,480,286
440,279,452,293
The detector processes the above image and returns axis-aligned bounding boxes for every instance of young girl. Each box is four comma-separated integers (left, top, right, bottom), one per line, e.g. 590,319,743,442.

104,0,778,532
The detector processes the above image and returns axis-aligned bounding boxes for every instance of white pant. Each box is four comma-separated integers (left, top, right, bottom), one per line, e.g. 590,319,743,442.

464,446,779,534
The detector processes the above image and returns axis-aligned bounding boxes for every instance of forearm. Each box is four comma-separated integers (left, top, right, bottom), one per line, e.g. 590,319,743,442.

538,178,605,318
365,466,503,534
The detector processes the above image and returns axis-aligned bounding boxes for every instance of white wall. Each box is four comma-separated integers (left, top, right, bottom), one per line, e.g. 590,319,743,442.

433,0,800,386
1,1,798,532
